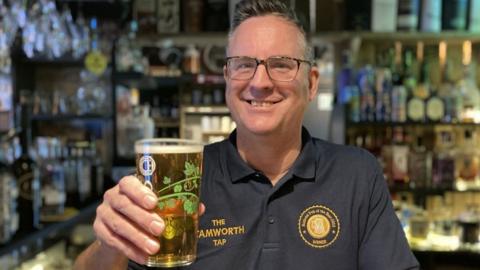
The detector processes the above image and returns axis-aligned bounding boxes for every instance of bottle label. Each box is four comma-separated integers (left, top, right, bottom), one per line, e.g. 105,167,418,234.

407,98,425,121
392,145,409,182
426,97,445,121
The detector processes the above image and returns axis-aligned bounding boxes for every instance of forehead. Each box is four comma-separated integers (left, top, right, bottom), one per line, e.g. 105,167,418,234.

227,15,304,58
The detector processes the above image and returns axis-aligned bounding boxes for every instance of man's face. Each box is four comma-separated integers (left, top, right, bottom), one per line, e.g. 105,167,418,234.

224,15,318,137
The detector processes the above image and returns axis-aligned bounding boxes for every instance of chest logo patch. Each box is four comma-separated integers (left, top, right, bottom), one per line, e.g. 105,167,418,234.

298,205,340,248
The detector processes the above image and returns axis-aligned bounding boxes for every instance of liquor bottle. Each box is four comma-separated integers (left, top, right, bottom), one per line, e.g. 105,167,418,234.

63,145,78,208
156,0,180,33
424,60,446,122
371,0,398,32
11,95,41,231
375,68,393,122
391,127,410,186
469,0,480,32
457,63,480,123
315,0,345,31
337,51,354,105
357,66,376,122
90,141,104,198
455,129,480,190
38,138,66,222
419,0,442,32
391,46,408,122
442,0,468,30
134,0,157,34
397,0,420,31
76,143,92,206
408,136,432,188
392,86,408,122
182,0,204,32
438,60,462,122
431,130,455,189
349,85,361,123
345,0,371,30
0,160,18,243
404,50,424,122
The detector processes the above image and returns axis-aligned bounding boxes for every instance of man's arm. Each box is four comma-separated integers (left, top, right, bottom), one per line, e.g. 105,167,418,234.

74,240,129,270
358,164,420,270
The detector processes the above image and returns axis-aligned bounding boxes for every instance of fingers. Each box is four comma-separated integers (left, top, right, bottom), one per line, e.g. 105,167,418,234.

93,217,150,265
118,175,158,210
105,189,165,236
96,203,160,255
199,203,206,216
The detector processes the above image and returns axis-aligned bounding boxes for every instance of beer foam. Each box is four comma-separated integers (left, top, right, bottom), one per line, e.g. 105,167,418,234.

135,139,204,154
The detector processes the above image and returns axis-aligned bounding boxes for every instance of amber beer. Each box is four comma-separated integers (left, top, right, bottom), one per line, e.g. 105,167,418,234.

135,138,203,267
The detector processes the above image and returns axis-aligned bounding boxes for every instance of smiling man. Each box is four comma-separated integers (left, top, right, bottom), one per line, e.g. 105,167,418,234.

74,1,420,269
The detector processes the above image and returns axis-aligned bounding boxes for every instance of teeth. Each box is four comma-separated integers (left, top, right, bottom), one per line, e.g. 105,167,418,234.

250,100,274,107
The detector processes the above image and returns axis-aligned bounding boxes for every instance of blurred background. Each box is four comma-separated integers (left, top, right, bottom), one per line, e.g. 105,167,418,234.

1,0,480,269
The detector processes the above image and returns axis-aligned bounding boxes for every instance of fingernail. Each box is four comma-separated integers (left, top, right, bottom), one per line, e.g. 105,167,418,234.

144,195,157,208
149,220,164,236
146,239,160,254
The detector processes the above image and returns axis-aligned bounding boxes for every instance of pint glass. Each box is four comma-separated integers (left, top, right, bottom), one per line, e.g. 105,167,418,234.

135,138,203,267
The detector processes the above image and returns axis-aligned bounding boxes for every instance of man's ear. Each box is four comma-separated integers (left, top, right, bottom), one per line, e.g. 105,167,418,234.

307,66,320,101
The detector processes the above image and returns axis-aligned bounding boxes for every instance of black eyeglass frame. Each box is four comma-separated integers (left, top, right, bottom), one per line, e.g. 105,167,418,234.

225,56,313,82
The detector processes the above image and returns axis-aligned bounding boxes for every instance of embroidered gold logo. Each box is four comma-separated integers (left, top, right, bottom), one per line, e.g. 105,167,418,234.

298,205,340,248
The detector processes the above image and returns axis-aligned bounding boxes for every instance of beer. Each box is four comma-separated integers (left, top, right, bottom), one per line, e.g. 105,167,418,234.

135,139,203,267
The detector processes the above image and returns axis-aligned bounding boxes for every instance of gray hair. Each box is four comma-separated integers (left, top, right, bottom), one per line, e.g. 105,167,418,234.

228,0,313,62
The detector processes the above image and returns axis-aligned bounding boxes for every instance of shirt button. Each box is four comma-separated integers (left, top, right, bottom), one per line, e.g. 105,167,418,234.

268,216,275,224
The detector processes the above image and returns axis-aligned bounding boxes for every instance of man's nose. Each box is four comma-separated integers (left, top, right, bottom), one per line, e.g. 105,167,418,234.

250,64,274,89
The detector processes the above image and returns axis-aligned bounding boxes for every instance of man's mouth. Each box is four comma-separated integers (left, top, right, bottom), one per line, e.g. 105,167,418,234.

246,100,280,107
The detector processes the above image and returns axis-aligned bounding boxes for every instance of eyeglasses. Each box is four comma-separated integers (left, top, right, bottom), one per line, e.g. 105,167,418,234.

225,56,312,82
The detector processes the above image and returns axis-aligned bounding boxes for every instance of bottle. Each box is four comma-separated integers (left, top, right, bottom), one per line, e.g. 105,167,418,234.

63,145,78,208
0,160,18,243
90,141,104,198
375,68,393,122
469,0,480,32
408,136,431,188
423,60,446,122
183,45,200,75
391,127,410,186
38,138,66,222
357,67,376,122
76,143,92,206
455,129,480,190
345,0,371,30
391,45,408,122
371,0,398,32
182,0,204,32
438,60,461,122
337,51,354,105
431,130,455,189
419,0,442,32
11,94,41,231
441,0,468,30
397,0,420,31
404,50,424,122
457,63,480,123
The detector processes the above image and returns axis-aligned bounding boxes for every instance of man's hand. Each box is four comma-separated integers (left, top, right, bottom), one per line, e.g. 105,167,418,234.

93,175,205,265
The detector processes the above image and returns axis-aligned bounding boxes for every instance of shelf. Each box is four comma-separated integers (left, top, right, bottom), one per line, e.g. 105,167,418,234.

181,105,230,115
202,130,231,136
153,118,180,128
31,114,112,121
0,201,100,260
347,121,480,128
310,31,480,44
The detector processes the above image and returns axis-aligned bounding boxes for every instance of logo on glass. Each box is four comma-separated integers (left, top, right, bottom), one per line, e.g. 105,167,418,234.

139,156,156,176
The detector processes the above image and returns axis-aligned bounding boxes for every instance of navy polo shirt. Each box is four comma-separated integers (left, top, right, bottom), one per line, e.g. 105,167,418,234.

129,128,419,270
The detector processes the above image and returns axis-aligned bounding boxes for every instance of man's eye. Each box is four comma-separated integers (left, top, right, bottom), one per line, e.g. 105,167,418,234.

236,62,255,69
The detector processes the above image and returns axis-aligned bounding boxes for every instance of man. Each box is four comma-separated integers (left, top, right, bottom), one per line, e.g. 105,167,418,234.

75,1,420,269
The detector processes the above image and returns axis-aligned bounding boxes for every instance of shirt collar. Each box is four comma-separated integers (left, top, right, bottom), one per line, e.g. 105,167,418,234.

223,127,317,183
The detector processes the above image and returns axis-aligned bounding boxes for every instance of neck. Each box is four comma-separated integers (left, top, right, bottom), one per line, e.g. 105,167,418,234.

236,128,303,186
